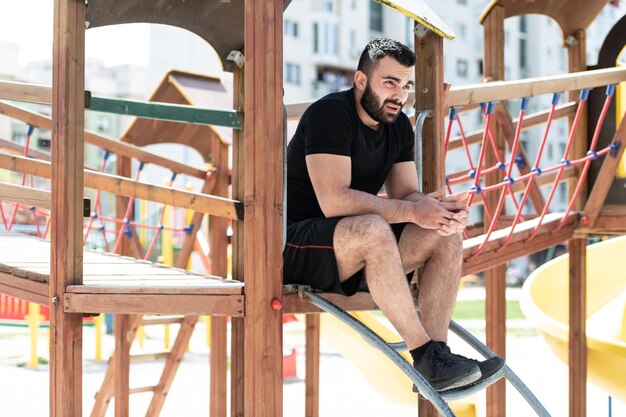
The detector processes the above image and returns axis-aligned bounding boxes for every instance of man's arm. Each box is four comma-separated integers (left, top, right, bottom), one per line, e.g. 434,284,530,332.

306,155,467,233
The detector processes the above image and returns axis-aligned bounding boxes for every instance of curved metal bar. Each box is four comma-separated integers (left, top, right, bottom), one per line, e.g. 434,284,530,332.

304,290,456,417
448,320,552,417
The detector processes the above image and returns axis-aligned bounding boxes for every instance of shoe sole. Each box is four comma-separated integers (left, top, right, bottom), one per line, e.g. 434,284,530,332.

412,366,481,394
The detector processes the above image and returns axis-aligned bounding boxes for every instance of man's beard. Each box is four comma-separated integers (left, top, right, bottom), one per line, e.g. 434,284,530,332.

360,83,403,125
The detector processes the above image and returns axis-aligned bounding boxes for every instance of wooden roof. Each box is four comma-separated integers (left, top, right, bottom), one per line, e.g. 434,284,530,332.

119,70,231,161
480,0,611,39
85,0,292,72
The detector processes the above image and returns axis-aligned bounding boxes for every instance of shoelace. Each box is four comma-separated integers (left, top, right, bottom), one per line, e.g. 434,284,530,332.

430,348,465,378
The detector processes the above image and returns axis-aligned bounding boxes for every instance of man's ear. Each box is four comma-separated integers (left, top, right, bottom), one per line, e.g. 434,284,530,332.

354,70,367,91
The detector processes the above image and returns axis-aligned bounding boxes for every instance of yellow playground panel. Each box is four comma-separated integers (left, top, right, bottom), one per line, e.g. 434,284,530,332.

521,236,626,402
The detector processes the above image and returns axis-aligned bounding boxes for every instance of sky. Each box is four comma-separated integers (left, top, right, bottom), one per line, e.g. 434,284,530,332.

0,1,150,66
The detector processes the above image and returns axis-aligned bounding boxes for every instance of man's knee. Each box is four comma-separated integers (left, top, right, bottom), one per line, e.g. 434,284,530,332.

338,214,397,251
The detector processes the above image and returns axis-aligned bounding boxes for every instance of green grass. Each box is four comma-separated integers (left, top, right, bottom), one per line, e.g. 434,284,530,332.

452,300,525,321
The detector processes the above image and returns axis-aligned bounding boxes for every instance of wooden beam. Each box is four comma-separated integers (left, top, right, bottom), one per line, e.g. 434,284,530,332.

567,29,588,210
305,314,320,417
0,152,243,221
243,1,284,416
50,1,84,417
0,272,48,305
0,101,207,179
230,63,246,417
583,117,626,226
462,214,577,275
0,182,51,209
447,102,577,151
0,80,51,104
483,7,506,417
63,293,244,316
113,314,131,417
415,29,445,193
446,66,626,108
568,238,587,417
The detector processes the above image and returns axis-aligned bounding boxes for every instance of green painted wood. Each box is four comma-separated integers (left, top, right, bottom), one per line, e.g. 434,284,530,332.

88,95,242,129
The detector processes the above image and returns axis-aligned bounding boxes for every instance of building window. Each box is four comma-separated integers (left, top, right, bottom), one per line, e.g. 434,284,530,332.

456,59,468,77
457,0,467,4
313,23,319,53
370,2,383,32
284,20,299,38
351,0,357,8
322,0,334,12
477,59,483,76
558,182,567,203
285,63,301,84
519,38,527,69
457,23,466,40
519,16,527,33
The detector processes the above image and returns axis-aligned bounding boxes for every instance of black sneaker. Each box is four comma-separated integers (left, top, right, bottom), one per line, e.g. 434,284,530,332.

413,342,481,392
440,342,505,388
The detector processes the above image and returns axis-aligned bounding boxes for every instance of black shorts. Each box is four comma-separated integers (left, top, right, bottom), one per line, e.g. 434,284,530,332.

283,217,409,296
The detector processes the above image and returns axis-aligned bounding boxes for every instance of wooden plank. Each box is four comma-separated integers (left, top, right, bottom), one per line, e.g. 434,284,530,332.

210,316,228,417
0,271,48,305
0,137,51,160
583,117,626,226
0,80,51,103
415,29,445,193
482,8,506,417
145,315,199,417
50,2,84,417
114,314,132,417
63,293,245,316
283,292,380,314
567,29,588,211
447,102,577,151
243,2,284,416
66,283,242,295
493,103,546,214
305,314,320,417
568,238,587,417
446,66,626,108
0,101,207,179
0,152,243,220
230,62,246,417
462,214,577,276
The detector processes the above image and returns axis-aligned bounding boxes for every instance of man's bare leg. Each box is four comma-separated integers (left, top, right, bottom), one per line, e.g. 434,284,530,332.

395,224,463,341
333,214,429,350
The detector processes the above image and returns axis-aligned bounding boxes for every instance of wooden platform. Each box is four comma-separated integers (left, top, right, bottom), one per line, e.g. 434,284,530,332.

0,231,244,316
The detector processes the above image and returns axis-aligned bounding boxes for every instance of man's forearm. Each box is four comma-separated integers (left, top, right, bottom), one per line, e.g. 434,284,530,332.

320,188,417,224
399,190,427,203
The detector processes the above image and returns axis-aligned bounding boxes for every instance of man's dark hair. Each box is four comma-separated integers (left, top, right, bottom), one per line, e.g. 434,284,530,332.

357,38,416,77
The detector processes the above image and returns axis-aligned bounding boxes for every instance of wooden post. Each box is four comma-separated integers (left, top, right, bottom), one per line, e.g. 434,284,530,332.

568,238,587,417
209,140,230,417
482,6,507,417
414,24,445,417
242,1,284,416
415,26,445,194
113,315,131,417
230,62,245,417
566,29,588,210
50,1,84,416
305,314,320,417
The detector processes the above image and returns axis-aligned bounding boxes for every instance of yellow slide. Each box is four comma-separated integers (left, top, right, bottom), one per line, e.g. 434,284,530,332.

319,312,482,417
521,236,626,401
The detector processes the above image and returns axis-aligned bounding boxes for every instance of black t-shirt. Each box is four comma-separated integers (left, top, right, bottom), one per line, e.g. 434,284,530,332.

287,88,415,223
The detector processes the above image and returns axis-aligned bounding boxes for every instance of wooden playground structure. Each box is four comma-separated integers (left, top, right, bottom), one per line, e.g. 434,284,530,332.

0,0,625,416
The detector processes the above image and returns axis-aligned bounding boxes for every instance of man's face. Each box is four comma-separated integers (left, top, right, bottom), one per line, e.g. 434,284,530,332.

359,56,414,125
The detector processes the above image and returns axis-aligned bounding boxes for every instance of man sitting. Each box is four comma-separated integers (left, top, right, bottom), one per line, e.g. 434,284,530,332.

284,37,504,392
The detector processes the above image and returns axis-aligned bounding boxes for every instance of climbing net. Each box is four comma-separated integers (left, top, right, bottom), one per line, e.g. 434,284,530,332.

0,139,208,262
444,84,620,259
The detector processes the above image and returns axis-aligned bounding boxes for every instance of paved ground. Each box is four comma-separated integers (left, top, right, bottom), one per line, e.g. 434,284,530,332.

0,291,624,417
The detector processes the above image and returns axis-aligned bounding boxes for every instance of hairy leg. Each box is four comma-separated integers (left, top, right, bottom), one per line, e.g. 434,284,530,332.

397,225,463,341
333,215,429,349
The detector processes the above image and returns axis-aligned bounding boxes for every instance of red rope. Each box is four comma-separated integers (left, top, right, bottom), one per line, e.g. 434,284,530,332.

111,166,144,254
